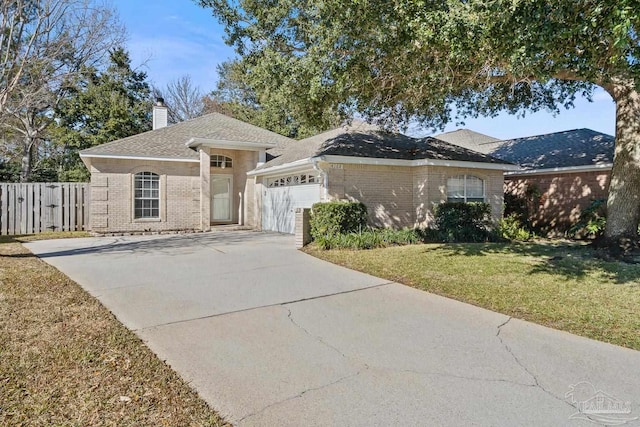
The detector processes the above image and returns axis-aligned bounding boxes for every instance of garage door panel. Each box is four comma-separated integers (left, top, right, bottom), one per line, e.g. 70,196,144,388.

263,184,320,234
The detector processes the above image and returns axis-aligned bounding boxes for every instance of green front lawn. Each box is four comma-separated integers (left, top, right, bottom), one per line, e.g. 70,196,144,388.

306,241,640,350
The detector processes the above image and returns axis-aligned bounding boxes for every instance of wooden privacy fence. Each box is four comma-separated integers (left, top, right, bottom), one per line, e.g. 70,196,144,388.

0,183,90,235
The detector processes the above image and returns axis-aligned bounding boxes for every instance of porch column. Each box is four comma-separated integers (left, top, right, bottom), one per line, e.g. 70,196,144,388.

200,147,211,231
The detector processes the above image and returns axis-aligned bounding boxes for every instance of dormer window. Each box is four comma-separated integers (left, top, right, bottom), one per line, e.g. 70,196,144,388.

211,155,232,169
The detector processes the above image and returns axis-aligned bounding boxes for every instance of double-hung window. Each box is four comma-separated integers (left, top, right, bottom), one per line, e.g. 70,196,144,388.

134,172,160,218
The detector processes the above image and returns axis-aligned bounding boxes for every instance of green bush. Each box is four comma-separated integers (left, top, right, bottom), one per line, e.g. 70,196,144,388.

310,201,368,239
433,202,494,242
314,227,423,250
567,199,607,239
498,214,534,241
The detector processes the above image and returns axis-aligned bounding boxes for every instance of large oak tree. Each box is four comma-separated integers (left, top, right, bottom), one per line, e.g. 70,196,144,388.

197,0,640,250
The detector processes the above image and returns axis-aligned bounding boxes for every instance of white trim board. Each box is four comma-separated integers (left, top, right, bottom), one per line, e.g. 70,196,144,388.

505,163,613,177
186,137,275,150
80,153,200,163
248,155,519,177
319,155,520,171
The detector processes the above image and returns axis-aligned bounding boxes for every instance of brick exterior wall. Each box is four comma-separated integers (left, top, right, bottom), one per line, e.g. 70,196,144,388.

505,170,611,235
90,155,506,234
89,158,200,233
88,148,259,233
324,163,504,228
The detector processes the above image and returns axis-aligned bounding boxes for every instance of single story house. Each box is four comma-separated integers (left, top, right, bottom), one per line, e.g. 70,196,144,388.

436,128,615,234
80,103,518,234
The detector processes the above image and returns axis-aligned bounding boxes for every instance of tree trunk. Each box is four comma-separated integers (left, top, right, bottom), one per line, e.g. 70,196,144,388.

603,81,640,251
20,136,35,183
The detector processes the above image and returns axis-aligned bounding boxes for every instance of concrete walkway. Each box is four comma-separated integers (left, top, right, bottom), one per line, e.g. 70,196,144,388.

27,232,640,426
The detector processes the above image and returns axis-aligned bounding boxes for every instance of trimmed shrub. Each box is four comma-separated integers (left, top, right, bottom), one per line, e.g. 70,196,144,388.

310,201,368,239
498,214,533,241
433,202,494,242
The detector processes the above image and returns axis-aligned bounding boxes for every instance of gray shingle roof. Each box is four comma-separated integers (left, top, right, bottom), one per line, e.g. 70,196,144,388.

81,112,295,160
489,129,615,169
433,129,501,154
257,123,511,170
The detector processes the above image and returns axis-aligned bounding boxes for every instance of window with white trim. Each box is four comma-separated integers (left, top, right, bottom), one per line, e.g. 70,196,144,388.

268,173,317,188
447,175,485,202
134,172,160,218
211,155,232,168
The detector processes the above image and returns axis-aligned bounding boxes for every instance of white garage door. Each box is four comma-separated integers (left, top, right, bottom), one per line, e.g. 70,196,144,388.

262,173,321,234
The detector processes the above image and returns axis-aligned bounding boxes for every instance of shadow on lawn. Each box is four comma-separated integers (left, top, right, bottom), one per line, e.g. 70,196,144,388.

430,241,640,285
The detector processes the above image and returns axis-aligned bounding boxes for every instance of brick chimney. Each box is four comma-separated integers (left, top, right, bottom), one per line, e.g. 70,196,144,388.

152,97,168,130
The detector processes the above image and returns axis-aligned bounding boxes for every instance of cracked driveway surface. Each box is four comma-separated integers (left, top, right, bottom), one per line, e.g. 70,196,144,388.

27,232,640,426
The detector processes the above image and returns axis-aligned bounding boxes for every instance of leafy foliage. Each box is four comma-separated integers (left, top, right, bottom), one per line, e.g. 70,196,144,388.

51,48,152,181
314,227,422,250
497,214,534,242
196,0,640,128
504,185,541,231
567,199,608,239
433,202,494,243
197,0,640,245
310,201,368,239
208,61,339,139
0,0,124,181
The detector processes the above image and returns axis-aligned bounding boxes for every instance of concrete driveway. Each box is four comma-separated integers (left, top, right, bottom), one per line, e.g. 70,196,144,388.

27,232,640,426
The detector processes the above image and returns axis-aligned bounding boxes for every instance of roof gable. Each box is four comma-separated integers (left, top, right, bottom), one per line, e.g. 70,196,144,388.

81,112,295,161
433,129,501,154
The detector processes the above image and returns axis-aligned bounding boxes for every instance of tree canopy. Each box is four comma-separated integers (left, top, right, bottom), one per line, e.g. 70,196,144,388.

0,0,123,181
198,0,640,251
208,61,339,139
52,48,152,181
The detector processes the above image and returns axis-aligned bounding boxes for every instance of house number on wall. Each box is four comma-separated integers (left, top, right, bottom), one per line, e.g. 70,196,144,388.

329,164,343,169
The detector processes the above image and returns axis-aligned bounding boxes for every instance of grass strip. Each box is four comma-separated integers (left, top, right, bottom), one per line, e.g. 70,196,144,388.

307,241,640,350
0,235,228,426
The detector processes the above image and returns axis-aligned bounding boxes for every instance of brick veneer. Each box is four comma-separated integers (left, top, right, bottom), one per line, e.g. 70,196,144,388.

505,170,611,235
88,148,258,233
324,163,504,228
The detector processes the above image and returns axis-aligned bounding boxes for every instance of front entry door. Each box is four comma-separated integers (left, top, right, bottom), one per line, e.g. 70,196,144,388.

211,176,232,222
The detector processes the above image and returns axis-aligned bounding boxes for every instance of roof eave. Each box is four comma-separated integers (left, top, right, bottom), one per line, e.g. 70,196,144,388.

320,155,520,171
505,163,613,176
79,153,200,163
186,137,276,151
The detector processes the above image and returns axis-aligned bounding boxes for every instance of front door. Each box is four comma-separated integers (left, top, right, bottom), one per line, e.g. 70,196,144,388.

211,176,232,222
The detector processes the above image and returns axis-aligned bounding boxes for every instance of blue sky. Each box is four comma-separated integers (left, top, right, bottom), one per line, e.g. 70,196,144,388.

114,0,617,140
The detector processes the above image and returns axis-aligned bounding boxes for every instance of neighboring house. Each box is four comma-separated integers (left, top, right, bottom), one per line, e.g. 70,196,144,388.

437,128,615,234
80,104,517,234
